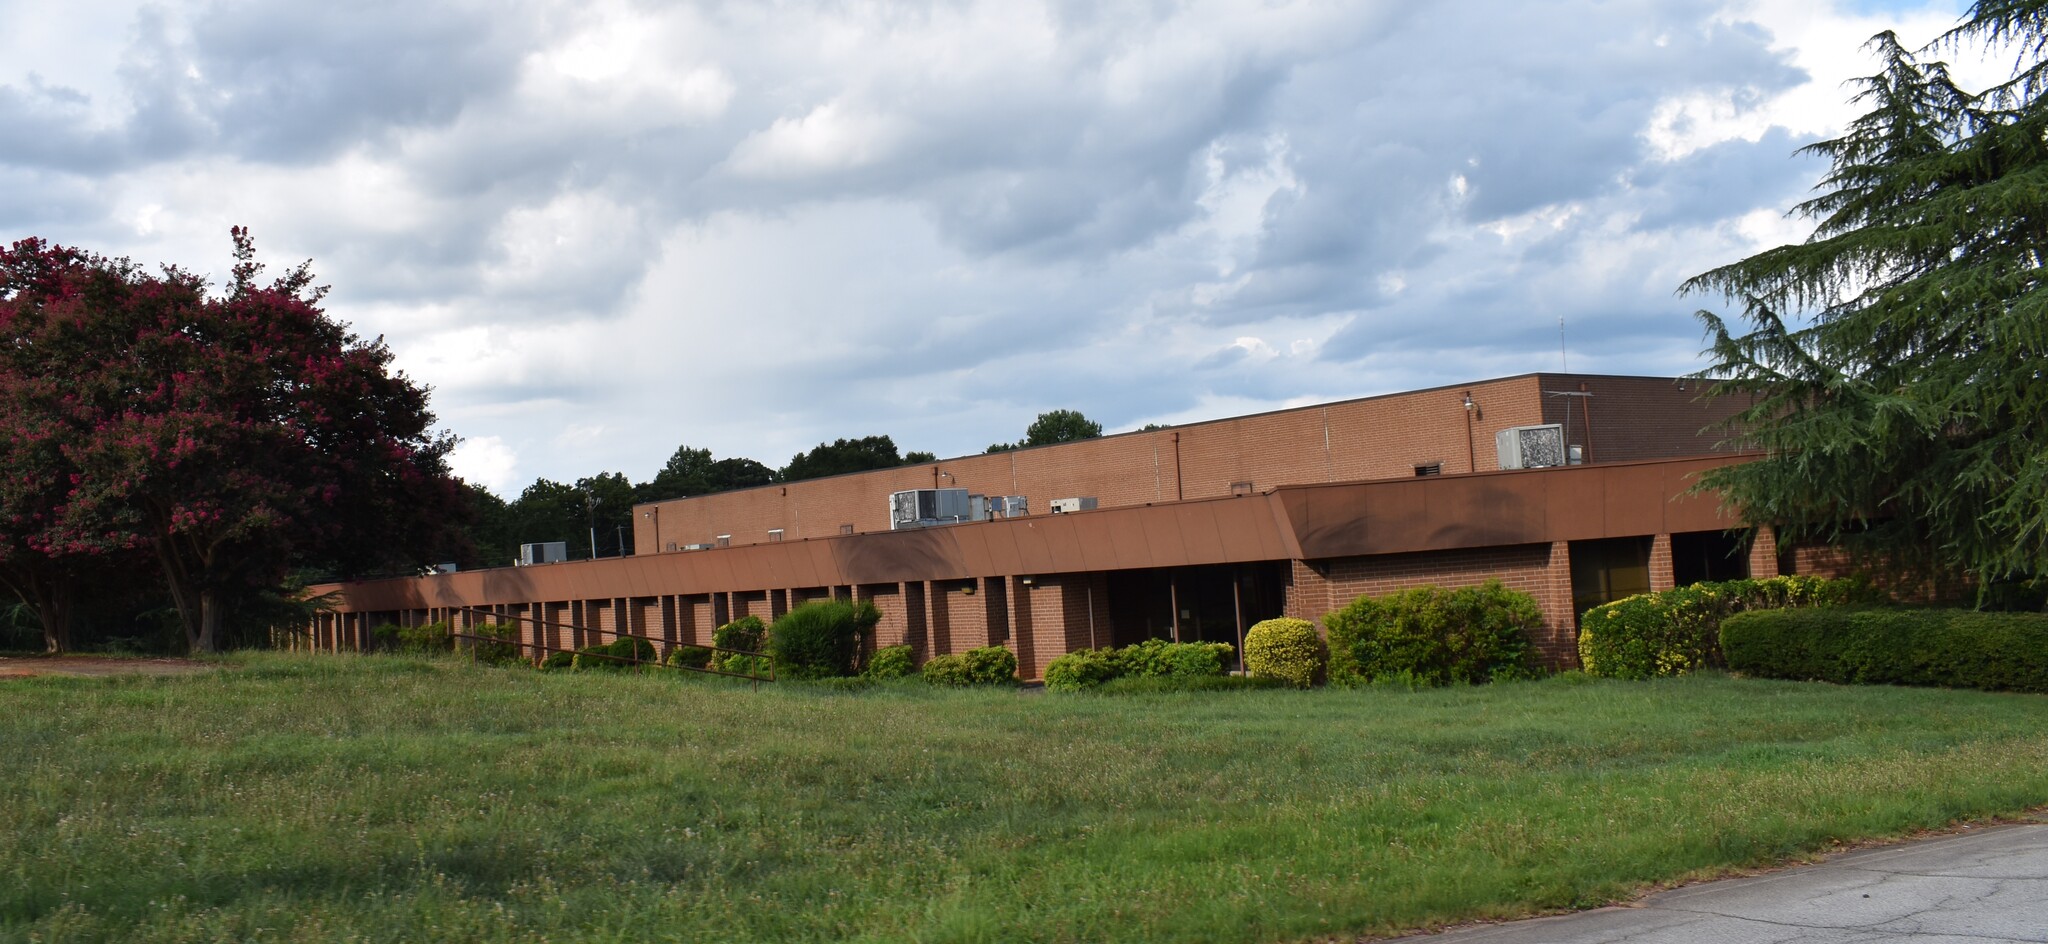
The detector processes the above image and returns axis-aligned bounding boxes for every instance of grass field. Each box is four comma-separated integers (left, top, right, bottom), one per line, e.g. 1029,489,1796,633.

4,653,2046,943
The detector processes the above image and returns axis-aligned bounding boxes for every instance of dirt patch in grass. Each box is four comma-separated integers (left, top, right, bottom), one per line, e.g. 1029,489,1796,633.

0,656,215,678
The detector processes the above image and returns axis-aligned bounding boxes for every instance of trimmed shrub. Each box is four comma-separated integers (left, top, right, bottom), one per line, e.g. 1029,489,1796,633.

769,600,869,680
1116,638,1235,679
1721,607,2048,693
1044,640,1236,692
538,650,575,670
712,616,769,674
923,646,1017,686
666,645,714,670
1044,647,1122,692
572,636,656,671
375,620,452,655
468,623,523,666
713,615,767,652
1323,580,1539,686
1579,575,1876,679
1244,617,1327,688
863,644,916,680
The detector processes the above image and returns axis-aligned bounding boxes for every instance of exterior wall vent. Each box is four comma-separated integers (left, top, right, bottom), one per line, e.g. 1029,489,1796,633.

1496,424,1567,470
768,529,784,543
715,534,731,548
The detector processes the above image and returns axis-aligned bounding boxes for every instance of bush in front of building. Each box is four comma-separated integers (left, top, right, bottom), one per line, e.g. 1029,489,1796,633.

712,615,768,673
468,623,524,666
374,620,453,655
1243,617,1327,688
1044,640,1236,692
767,600,880,680
1578,575,1876,680
571,636,656,671
1323,580,1540,687
1721,607,2048,693
1117,638,1235,679
666,645,714,670
922,646,1017,686
863,644,916,680
1044,648,1122,692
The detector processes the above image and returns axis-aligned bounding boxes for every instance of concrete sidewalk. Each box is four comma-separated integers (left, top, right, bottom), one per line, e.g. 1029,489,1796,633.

1400,822,2048,943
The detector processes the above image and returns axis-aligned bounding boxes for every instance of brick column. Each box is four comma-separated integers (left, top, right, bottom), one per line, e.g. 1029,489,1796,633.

1747,526,1780,578
1648,533,1675,592
1009,577,1034,680
1543,541,1578,668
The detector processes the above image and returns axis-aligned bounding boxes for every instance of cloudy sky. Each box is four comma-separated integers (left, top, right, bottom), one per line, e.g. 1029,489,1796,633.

0,0,2010,495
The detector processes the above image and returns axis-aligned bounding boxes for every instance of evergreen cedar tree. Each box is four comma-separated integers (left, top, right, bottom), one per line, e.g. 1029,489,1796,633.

0,230,465,653
1684,0,2048,598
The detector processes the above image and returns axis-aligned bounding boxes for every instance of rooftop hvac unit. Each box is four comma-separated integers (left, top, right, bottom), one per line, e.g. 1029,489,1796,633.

681,543,715,551
518,541,568,566
890,488,974,530
1496,424,1567,470
1049,497,1098,514
991,496,1028,518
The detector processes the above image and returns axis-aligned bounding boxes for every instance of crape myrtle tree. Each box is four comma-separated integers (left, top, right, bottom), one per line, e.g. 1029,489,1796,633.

0,231,466,652
1682,2,2048,598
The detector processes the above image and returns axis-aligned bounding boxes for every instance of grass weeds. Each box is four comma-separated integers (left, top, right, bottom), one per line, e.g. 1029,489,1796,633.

3,653,2046,942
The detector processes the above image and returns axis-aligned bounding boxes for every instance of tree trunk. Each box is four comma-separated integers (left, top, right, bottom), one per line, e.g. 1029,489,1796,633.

196,586,222,653
38,591,71,654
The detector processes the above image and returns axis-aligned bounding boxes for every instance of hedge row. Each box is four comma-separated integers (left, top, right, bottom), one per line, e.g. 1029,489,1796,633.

1042,639,1234,692
922,646,1017,686
1721,607,2048,693
1578,576,1878,680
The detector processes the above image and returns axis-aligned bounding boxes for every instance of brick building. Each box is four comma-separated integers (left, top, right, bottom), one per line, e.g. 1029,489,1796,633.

306,373,1793,678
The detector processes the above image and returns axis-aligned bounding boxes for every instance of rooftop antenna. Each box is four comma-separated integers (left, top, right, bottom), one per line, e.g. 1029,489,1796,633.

1558,315,1569,372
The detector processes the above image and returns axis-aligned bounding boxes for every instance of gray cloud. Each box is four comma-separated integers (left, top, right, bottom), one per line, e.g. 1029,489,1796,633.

0,0,1953,487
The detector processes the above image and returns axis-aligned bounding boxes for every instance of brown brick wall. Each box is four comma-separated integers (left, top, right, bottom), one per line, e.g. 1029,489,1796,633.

858,584,910,649
1537,374,1755,464
928,580,989,655
634,374,1739,551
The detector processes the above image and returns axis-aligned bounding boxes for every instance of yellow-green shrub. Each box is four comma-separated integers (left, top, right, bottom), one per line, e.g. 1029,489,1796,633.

1243,617,1326,688
1578,575,1876,679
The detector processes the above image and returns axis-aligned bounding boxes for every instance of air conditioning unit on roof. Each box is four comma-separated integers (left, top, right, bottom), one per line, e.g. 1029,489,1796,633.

1496,424,1567,470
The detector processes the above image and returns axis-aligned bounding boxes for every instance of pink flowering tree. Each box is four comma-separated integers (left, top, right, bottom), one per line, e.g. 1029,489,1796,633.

0,232,465,652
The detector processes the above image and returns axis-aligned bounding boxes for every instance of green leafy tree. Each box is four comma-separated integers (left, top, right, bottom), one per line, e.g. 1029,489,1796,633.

1022,409,1103,446
782,435,907,482
1682,4,2048,594
637,447,779,502
988,409,1103,452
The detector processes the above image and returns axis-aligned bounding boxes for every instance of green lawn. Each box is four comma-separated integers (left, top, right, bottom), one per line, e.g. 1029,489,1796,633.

4,653,2046,943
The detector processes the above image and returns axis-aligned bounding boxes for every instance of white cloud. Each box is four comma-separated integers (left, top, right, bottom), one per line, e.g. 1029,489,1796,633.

0,0,2004,489
448,435,520,495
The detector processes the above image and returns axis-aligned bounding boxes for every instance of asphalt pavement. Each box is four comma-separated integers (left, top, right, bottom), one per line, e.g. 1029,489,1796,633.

1398,821,2048,943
